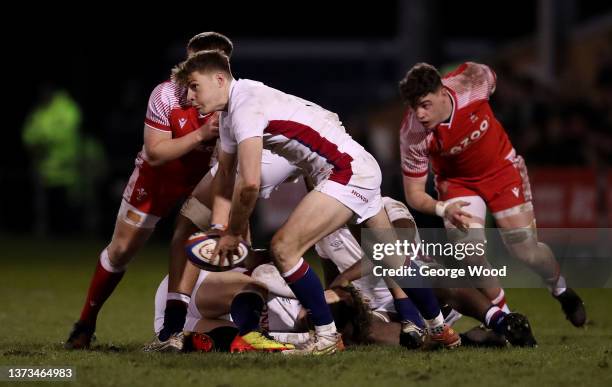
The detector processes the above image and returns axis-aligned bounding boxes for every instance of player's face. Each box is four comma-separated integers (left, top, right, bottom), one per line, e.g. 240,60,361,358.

413,88,449,129
187,71,227,114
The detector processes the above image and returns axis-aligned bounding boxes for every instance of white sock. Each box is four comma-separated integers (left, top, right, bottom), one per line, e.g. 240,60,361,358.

281,258,305,279
425,312,445,334
167,292,191,304
315,321,337,336
551,275,567,297
99,248,126,273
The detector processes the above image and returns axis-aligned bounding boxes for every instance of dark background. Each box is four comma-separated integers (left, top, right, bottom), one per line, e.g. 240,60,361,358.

2,1,611,242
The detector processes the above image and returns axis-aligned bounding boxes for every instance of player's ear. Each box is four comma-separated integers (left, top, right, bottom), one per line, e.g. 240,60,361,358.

215,71,229,87
214,72,225,87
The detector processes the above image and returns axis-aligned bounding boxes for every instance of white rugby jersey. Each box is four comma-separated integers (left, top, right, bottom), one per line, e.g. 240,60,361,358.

219,79,364,185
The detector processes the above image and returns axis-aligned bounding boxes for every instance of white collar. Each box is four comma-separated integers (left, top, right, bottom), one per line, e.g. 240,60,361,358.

438,89,456,129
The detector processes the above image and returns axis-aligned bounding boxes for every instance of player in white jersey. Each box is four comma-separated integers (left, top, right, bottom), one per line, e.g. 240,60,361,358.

179,147,302,230
144,45,304,352
145,148,303,352
317,197,537,348
152,263,373,352
65,32,230,350
173,50,461,354
316,198,416,316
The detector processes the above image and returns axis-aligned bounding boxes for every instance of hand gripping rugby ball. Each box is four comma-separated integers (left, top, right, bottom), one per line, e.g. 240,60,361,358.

185,231,250,272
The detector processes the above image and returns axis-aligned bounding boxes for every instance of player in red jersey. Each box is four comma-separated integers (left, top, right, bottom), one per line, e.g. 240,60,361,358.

398,62,586,327
64,32,233,349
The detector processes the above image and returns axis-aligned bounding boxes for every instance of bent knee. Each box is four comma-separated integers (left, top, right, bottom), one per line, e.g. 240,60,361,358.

270,233,298,264
505,240,539,264
107,241,138,266
240,283,268,299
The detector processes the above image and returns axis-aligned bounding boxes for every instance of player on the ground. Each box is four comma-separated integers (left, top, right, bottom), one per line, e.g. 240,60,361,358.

173,50,461,355
154,264,298,353
317,196,537,348
398,62,586,327
145,146,304,352
152,262,372,352
64,33,233,350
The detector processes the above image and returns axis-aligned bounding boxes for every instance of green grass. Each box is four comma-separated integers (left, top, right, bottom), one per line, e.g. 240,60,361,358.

1,235,611,387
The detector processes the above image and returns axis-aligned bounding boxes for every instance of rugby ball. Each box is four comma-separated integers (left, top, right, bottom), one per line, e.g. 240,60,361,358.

185,231,250,272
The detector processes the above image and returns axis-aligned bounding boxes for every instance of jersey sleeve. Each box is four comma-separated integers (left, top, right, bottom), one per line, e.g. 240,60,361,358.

473,62,497,96
144,82,173,131
399,110,430,178
443,62,497,106
232,97,268,145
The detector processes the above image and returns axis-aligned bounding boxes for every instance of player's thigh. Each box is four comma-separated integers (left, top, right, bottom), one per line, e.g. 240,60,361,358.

190,167,216,209
107,213,154,261
272,190,354,259
195,271,259,318
443,195,487,250
168,214,200,290
441,196,492,272
171,213,199,248
444,195,487,227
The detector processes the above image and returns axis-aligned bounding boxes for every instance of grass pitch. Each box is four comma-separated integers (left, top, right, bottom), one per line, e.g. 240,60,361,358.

1,235,611,387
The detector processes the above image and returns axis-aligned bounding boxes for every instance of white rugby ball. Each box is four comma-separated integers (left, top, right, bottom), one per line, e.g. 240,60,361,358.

185,232,250,271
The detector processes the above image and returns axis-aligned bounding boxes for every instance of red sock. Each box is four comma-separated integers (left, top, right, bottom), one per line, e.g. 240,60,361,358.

79,251,125,327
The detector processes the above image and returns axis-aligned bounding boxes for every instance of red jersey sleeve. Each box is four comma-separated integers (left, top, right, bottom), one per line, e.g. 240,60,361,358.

476,62,497,96
443,62,497,106
144,82,173,131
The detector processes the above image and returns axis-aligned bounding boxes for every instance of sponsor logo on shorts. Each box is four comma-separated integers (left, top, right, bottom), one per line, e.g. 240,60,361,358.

351,190,369,203
330,239,344,250
178,118,187,128
512,187,520,198
136,188,147,202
